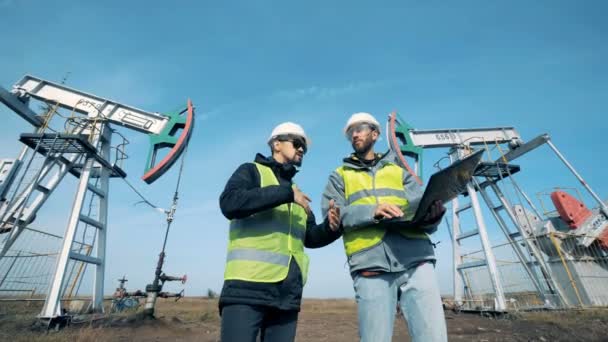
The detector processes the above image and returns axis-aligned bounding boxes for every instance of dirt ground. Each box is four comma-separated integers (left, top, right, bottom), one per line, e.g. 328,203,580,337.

1,297,608,341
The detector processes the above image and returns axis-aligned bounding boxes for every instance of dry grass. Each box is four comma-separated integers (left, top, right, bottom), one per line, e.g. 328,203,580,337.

2,298,608,341
300,298,356,313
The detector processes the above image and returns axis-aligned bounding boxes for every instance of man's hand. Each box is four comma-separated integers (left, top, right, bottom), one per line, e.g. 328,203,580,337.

327,199,341,231
293,185,312,214
423,200,446,223
374,203,404,220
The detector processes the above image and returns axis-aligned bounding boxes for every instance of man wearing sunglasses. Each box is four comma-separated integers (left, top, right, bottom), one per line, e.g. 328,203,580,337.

219,122,342,342
321,113,447,342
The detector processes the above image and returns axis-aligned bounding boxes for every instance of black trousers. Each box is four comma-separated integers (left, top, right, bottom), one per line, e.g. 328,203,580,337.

220,304,299,342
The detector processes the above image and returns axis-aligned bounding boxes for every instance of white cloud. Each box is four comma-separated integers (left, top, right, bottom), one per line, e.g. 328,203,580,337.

273,80,392,101
200,80,395,120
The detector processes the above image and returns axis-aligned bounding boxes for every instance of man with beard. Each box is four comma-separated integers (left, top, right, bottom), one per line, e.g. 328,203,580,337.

219,122,342,342
321,113,448,342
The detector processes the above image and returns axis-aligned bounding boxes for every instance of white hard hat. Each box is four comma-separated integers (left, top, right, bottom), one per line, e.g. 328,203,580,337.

344,112,381,134
267,122,311,146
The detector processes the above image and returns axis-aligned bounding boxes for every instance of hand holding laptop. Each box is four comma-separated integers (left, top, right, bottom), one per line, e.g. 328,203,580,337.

422,200,446,224
381,149,484,230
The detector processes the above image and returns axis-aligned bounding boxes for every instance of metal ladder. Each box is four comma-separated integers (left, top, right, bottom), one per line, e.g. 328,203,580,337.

0,125,88,258
477,171,568,308
40,121,112,323
63,176,101,299
451,151,568,311
451,174,507,311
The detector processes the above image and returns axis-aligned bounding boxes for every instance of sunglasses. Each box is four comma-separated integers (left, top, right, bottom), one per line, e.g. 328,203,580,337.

346,123,375,138
278,137,307,154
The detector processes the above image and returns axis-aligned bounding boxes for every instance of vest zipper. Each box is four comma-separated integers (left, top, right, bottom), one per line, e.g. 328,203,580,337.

371,168,378,205
288,203,293,253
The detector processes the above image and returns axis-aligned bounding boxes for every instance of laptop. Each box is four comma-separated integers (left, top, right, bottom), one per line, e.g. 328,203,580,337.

384,149,484,229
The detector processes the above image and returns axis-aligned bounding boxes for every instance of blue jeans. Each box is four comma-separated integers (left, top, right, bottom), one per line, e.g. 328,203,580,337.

353,262,447,342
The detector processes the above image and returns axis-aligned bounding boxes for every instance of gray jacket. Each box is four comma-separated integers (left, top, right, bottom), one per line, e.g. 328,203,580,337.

321,151,440,275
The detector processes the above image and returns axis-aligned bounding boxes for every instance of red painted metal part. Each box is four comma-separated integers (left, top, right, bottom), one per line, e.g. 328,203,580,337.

598,229,608,250
389,112,423,185
142,99,194,184
550,191,593,229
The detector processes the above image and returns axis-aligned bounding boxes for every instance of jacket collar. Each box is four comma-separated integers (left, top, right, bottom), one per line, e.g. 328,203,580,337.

342,150,395,170
254,153,298,181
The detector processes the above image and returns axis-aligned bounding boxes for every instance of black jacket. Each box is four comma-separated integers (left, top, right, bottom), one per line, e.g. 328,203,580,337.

218,154,341,312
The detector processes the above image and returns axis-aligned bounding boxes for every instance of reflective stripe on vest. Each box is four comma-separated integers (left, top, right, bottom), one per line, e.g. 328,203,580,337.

338,162,428,257
227,248,291,265
224,162,310,284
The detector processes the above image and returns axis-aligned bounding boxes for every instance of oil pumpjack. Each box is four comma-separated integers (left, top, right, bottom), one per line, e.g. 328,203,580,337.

0,75,194,326
387,112,608,311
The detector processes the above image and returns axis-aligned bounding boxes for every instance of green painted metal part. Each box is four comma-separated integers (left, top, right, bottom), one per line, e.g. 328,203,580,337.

392,113,424,179
144,109,187,175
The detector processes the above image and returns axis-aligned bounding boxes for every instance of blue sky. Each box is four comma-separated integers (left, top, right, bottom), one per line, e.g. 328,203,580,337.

0,1,607,298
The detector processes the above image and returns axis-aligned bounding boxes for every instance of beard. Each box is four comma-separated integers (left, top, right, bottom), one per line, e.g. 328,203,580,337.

287,153,303,167
352,136,374,155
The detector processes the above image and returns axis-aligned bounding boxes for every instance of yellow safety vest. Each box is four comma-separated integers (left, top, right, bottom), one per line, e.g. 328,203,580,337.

337,162,428,256
224,163,310,284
